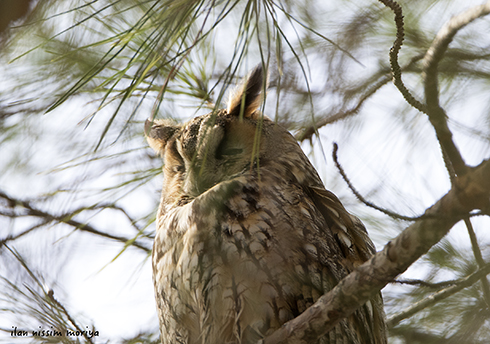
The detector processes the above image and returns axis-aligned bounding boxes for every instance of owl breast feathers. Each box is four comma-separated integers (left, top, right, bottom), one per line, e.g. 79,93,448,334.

145,66,387,344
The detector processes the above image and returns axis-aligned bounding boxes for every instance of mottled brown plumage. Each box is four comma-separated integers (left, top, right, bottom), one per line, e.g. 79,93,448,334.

146,66,387,344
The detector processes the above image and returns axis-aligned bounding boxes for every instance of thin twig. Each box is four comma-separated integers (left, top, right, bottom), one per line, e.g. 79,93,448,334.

464,217,490,308
47,289,95,344
0,221,49,246
70,203,147,235
332,143,428,221
298,45,490,143
377,0,427,113
297,75,389,142
392,278,457,289
387,262,490,328
0,191,151,253
297,52,426,142
4,245,97,343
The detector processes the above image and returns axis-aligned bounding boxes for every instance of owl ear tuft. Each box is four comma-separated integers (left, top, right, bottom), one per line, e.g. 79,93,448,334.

227,65,265,119
145,118,180,156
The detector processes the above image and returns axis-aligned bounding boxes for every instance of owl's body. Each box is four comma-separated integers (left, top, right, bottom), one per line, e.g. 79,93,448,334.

146,67,386,344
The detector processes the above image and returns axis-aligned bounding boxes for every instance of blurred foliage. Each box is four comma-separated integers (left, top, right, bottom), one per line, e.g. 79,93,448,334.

386,238,490,343
1,0,490,343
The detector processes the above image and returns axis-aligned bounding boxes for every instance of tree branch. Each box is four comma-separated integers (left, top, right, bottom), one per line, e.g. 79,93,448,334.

296,75,389,141
389,326,488,344
464,217,490,308
3,244,98,342
0,191,152,253
332,142,427,221
47,289,95,344
297,53,426,142
0,220,49,246
387,262,490,328
378,0,427,113
262,159,490,343
422,2,490,176
392,278,457,289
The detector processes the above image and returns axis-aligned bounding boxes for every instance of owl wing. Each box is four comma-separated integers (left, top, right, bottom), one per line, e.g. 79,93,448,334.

153,175,386,344
308,185,387,344
309,186,375,265
216,175,386,343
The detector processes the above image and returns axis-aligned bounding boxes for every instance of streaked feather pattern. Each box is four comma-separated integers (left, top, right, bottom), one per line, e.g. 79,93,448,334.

146,66,386,344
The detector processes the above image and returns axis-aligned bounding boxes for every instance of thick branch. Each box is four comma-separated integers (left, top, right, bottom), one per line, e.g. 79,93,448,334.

422,1,490,176
262,159,490,343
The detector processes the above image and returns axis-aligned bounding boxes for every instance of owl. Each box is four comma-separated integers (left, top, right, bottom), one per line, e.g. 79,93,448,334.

145,66,386,344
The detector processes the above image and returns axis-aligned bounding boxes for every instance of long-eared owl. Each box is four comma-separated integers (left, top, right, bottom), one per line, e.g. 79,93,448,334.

145,66,386,344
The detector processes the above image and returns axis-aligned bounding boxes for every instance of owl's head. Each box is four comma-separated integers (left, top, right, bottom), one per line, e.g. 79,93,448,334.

145,66,310,203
